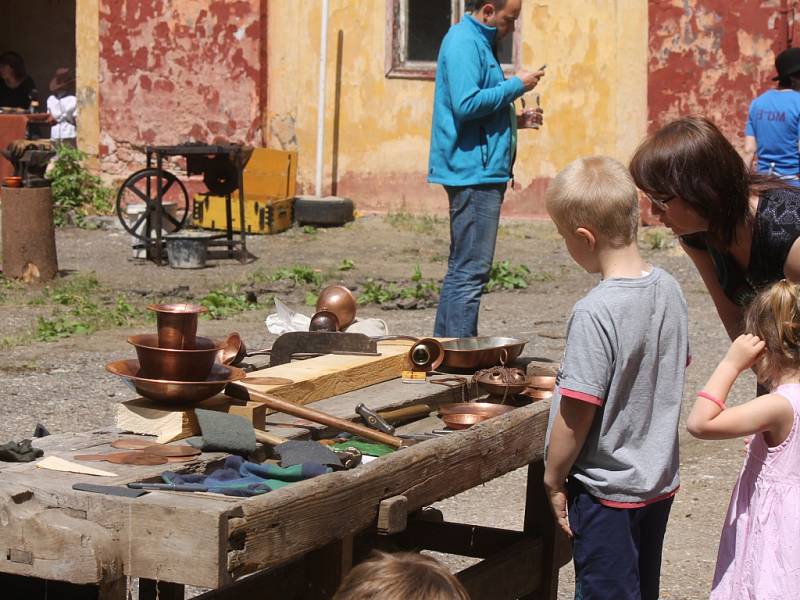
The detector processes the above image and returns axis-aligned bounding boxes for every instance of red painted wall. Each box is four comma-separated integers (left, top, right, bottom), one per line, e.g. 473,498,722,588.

98,0,266,177
648,0,788,149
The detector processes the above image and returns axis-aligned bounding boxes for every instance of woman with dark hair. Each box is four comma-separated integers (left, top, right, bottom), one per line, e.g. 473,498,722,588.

0,51,36,109
630,116,800,340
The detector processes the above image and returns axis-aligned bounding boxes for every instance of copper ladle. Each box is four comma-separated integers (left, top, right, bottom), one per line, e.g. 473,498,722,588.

218,332,277,366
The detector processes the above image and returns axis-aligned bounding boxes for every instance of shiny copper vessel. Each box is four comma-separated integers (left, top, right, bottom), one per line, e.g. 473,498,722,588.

148,303,206,349
127,334,221,381
315,285,357,330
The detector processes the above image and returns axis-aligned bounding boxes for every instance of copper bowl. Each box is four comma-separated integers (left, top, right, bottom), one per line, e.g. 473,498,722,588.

316,285,356,330
3,176,22,188
442,413,486,430
440,337,527,371
474,368,528,396
148,303,206,349
438,402,515,418
309,310,340,332
128,334,221,381
106,359,245,405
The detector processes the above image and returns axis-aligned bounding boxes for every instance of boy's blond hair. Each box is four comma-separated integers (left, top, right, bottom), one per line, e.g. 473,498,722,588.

333,552,470,600
545,156,639,247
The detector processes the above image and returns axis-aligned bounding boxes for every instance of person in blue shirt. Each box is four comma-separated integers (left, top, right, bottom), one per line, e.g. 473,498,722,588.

744,47,800,184
428,0,544,338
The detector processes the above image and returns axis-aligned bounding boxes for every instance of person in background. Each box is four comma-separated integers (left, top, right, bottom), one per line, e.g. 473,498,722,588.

428,0,544,338
332,552,470,600
543,156,689,600
687,280,800,598
0,51,36,110
743,47,800,184
46,68,77,147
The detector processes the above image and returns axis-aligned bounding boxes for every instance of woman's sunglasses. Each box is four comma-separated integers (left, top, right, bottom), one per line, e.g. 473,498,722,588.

644,192,673,211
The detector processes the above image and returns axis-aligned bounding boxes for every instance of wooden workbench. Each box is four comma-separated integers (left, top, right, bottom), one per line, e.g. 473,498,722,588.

0,375,569,600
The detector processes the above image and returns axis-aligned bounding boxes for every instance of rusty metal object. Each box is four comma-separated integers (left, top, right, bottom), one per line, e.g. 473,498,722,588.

440,337,527,371
442,413,486,430
1,186,58,282
316,285,357,330
438,403,514,418
142,445,201,457
309,310,340,332
408,338,445,371
106,359,246,405
111,439,157,450
148,303,206,349
128,334,221,381
267,331,377,367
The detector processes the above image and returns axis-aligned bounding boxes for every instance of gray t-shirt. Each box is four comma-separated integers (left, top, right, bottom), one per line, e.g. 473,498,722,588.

545,267,689,505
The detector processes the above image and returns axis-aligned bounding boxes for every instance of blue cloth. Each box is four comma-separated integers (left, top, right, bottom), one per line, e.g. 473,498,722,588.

161,455,330,497
745,89,800,176
568,479,673,600
428,15,524,186
434,183,505,337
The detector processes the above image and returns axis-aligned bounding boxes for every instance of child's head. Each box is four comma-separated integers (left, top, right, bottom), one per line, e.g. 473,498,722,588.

332,551,469,600
545,156,640,270
745,279,800,387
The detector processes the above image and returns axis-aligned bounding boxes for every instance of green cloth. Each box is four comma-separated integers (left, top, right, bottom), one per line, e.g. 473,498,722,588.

193,408,257,455
331,438,395,457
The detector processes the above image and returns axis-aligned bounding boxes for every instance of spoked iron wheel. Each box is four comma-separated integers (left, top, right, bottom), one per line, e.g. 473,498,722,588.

115,168,190,243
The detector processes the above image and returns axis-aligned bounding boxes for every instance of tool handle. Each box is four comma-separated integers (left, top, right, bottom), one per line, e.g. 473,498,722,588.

229,384,404,448
128,483,208,492
355,403,395,435
254,429,289,446
377,404,431,423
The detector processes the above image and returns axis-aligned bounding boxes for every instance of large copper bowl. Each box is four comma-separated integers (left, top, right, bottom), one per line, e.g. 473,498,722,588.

148,303,206,349
106,359,246,405
438,402,515,418
315,285,356,330
440,336,527,371
127,334,221,381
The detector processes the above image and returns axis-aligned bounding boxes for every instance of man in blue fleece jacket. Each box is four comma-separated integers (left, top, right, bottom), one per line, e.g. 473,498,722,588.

429,0,544,338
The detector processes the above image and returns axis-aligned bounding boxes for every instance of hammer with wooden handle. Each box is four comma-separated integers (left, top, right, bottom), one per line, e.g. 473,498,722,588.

226,384,405,448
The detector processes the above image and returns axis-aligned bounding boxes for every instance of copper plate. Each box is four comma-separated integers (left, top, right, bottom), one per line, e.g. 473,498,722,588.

142,444,202,457
244,376,294,386
111,439,157,450
128,334,221,381
438,402,514,418
105,452,168,465
523,388,554,400
442,413,486,430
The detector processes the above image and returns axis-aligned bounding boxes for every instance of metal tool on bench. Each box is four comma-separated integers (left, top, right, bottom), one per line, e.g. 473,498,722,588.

226,383,405,448
355,403,396,435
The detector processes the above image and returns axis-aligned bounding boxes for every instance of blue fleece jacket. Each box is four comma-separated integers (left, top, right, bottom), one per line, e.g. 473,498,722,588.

428,15,525,186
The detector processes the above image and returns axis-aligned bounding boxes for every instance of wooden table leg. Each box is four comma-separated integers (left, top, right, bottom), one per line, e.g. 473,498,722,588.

304,535,354,598
522,461,561,600
139,579,184,600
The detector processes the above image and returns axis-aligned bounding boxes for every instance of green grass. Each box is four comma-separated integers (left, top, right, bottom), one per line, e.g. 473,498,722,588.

641,228,673,250
385,211,446,235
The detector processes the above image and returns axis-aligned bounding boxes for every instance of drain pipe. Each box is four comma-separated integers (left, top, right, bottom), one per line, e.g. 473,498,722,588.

315,0,329,197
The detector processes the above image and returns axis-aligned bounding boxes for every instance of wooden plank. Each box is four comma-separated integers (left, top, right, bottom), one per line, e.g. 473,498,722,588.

391,520,526,558
239,341,412,407
457,537,543,600
226,400,551,578
115,397,267,443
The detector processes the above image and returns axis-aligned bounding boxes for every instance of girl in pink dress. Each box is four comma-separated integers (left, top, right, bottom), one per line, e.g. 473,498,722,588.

687,279,800,599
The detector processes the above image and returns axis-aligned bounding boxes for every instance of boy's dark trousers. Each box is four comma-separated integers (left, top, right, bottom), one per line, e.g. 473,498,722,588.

567,478,674,600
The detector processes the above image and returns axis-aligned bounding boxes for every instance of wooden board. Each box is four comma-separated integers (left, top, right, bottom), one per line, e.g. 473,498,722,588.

115,396,267,443
237,340,412,409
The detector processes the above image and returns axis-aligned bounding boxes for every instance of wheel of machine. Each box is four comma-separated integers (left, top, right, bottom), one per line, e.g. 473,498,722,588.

294,195,355,226
115,168,190,242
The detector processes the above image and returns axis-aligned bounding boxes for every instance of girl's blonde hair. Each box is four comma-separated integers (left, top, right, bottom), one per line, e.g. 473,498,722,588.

745,279,800,387
545,155,639,248
333,551,470,600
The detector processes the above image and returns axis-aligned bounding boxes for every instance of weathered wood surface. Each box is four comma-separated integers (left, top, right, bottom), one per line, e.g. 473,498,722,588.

0,376,551,591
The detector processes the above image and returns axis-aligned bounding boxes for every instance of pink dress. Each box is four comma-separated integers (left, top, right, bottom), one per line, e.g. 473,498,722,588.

710,383,800,599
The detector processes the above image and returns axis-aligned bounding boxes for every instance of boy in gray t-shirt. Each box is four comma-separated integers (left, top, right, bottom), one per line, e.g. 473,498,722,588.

543,157,689,600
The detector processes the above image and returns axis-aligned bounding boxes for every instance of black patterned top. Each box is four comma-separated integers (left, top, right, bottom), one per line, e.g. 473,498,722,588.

681,187,800,306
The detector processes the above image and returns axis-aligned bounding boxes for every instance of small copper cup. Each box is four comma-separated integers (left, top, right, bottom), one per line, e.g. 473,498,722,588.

148,303,206,349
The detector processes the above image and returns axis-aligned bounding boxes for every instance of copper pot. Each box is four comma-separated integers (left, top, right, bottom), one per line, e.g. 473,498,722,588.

106,359,245,405
128,334,221,381
442,413,486,430
315,285,356,330
438,402,514,418
474,367,528,396
148,303,206,349
309,310,340,332
440,337,527,371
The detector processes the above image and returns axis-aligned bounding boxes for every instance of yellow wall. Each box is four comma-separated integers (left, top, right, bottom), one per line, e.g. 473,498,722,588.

266,0,648,215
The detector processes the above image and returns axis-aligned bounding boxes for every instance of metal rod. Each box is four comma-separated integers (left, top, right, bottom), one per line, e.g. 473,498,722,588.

315,0,330,197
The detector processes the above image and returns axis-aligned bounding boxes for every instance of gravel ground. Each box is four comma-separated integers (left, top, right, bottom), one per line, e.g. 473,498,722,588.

0,215,754,598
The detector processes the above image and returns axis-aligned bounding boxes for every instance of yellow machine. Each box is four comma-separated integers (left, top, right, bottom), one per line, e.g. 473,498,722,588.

192,148,297,235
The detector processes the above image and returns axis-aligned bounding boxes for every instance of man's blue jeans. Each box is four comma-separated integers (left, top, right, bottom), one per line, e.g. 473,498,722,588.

433,183,506,338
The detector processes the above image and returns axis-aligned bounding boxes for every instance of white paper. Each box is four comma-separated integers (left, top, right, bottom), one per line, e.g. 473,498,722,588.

266,298,389,336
